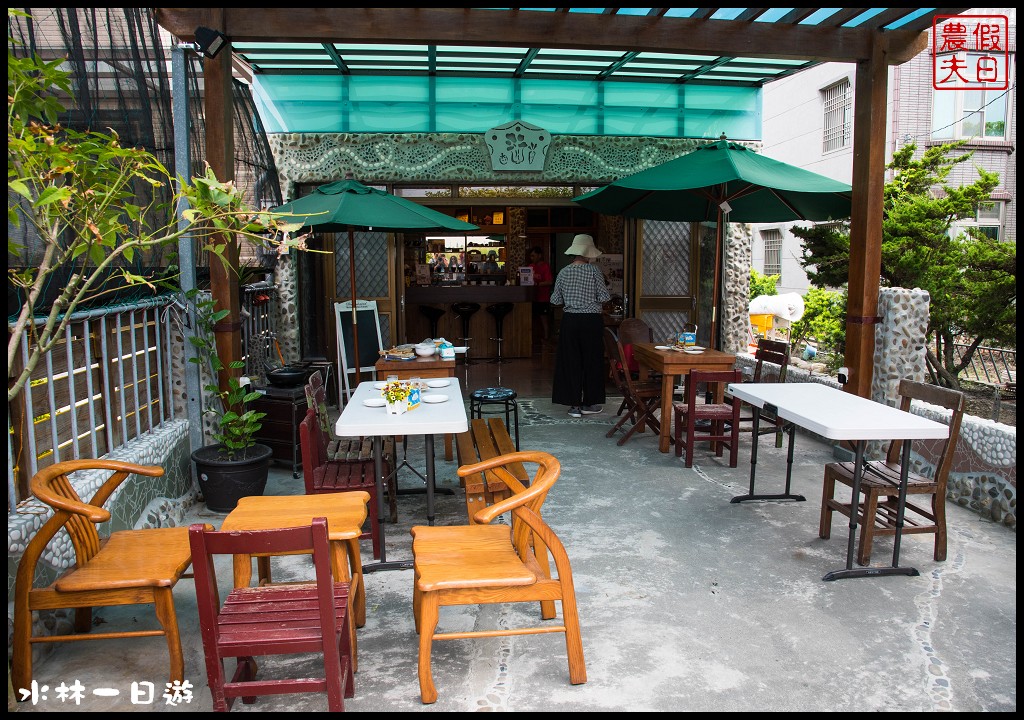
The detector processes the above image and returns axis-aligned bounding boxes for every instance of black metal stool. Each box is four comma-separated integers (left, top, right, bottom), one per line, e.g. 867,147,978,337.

419,305,446,340
485,302,514,363
469,387,520,450
451,302,480,364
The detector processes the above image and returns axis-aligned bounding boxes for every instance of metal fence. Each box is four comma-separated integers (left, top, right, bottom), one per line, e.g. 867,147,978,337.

954,343,1016,387
7,297,180,509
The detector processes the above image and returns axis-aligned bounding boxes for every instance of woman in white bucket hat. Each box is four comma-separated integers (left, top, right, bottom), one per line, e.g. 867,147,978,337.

549,234,610,417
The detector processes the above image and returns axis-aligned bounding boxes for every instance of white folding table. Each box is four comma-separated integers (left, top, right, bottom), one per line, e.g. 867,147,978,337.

727,382,950,581
335,378,468,572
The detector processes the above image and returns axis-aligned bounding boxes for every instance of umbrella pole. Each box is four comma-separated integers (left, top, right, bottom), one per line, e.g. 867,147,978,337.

349,227,361,386
710,206,724,350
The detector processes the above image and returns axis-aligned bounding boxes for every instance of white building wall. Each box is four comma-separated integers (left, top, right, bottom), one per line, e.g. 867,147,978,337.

755,7,1016,295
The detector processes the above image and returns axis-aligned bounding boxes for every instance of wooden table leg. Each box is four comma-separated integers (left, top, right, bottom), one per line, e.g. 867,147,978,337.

658,372,676,453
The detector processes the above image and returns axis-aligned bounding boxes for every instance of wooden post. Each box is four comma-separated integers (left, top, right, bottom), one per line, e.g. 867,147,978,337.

203,23,240,400
845,36,889,398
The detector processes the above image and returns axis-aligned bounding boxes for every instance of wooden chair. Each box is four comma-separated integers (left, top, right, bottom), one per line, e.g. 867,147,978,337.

411,451,586,704
189,517,355,712
300,408,382,559
11,460,193,696
731,339,790,447
603,327,662,446
673,369,743,468
306,374,398,523
819,379,966,566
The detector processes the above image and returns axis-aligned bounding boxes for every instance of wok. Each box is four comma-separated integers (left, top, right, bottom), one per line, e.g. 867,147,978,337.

266,365,313,388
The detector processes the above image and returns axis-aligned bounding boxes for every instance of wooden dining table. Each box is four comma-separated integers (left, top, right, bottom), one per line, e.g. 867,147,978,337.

631,343,738,453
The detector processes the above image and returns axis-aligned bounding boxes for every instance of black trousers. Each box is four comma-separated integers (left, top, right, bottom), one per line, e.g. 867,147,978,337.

551,312,606,407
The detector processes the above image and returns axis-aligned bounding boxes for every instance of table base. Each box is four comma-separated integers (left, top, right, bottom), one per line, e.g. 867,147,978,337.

823,566,920,581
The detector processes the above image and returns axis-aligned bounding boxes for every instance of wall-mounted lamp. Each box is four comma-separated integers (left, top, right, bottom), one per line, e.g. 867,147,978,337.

193,26,228,59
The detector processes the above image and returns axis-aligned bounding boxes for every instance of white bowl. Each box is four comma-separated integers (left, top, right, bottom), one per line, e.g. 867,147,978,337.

414,344,436,357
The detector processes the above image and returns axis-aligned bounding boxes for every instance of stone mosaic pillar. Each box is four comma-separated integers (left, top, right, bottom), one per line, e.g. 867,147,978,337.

872,287,930,406
722,222,753,355
868,286,931,458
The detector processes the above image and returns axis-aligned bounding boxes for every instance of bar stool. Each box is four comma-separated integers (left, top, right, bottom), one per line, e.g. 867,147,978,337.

469,387,520,450
419,305,446,340
485,302,514,364
451,302,480,364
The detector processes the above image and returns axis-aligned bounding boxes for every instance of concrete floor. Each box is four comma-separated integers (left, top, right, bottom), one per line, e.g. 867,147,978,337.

10,397,1017,712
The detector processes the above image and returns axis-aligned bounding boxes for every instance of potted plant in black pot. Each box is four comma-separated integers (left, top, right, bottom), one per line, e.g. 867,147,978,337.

188,291,272,512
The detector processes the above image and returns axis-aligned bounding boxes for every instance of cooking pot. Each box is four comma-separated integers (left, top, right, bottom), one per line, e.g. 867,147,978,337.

266,365,313,388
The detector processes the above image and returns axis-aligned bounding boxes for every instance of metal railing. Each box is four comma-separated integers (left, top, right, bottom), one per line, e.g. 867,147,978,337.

954,343,1016,387
8,297,180,509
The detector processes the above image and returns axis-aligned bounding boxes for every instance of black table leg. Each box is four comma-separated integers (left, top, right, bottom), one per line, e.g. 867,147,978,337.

731,405,806,504
823,440,919,581
363,435,412,573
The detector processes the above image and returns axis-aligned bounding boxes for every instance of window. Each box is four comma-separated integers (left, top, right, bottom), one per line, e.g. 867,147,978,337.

932,54,1011,140
761,229,782,276
950,201,1004,241
822,79,851,153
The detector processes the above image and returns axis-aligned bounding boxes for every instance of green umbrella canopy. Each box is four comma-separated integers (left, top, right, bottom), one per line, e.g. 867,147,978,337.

573,140,851,349
573,139,852,222
272,179,477,388
272,179,479,233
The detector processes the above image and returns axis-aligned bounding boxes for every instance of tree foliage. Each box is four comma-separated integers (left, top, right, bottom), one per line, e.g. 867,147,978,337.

7,28,306,403
749,269,779,300
793,141,1015,388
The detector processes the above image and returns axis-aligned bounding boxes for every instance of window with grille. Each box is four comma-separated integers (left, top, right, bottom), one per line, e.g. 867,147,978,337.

822,79,852,153
761,229,782,276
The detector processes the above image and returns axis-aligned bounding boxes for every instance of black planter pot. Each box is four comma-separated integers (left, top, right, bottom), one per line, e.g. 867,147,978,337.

191,443,273,512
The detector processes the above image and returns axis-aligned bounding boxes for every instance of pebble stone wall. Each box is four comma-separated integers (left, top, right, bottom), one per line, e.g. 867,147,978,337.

6,419,196,667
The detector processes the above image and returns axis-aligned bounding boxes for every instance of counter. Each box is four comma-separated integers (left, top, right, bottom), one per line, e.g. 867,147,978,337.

404,285,535,358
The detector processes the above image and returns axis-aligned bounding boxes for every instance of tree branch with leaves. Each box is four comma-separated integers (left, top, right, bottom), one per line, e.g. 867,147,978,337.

7,32,305,405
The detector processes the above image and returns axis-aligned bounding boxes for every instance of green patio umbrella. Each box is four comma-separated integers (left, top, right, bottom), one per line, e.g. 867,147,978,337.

273,178,478,383
573,138,852,348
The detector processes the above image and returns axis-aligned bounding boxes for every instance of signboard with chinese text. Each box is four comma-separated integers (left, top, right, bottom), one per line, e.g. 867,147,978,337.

932,15,1009,90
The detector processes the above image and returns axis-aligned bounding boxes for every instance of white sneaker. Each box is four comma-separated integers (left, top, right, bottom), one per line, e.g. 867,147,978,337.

581,405,603,415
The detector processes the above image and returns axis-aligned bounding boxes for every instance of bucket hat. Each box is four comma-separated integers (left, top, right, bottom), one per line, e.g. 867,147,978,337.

564,233,602,259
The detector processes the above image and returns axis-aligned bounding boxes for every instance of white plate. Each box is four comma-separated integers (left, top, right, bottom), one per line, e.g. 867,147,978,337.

362,397,386,407
426,378,451,388
683,348,705,354
654,345,672,351
422,394,448,404
689,345,706,352
373,381,387,390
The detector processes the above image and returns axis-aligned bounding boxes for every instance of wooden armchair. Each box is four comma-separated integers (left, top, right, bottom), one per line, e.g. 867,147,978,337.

819,379,966,566
12,460,193,696
189,517,355,712
411,450,586,704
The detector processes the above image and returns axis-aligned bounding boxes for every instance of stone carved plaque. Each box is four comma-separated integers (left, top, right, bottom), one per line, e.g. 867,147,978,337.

484,121,550,171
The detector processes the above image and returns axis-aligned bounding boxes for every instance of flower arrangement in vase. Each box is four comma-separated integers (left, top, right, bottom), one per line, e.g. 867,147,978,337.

381,380,411,414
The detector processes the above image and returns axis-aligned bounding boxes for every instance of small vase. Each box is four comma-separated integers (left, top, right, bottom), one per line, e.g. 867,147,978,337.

386,399,408,415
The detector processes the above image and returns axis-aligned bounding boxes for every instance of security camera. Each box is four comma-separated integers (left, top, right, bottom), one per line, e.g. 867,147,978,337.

837,367,849,385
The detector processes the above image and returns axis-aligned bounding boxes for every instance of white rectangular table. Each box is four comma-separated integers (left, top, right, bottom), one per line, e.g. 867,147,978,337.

727,382,950,581
335,378,468,572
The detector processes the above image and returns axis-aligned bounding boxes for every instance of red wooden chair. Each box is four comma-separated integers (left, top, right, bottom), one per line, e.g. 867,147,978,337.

673,369,743,468
189,517,354,712
300,408,382,559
